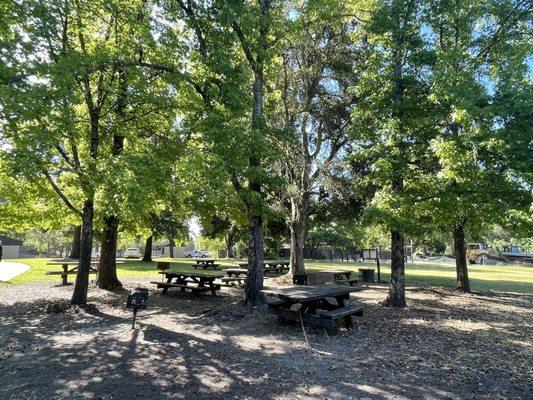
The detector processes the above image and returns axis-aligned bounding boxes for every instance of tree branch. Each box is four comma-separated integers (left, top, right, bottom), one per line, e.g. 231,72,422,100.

42,170,82,216
231,20,257,69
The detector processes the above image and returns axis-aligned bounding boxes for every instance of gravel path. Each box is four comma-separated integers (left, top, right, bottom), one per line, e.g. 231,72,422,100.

0,279,531,399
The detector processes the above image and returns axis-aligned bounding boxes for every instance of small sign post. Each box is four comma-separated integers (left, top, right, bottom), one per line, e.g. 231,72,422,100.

126,287,148,329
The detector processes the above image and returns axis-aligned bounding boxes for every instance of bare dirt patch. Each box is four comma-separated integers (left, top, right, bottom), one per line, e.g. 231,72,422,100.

0,279,531,399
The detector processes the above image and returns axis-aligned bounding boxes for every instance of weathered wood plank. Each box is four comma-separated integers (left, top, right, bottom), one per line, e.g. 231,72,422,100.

262,285,357,302
321,304,363,319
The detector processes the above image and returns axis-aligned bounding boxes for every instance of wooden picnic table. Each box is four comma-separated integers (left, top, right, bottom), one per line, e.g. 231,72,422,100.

322,270,352,280
237,261,290,275
221,268,248,287
46,260,123,285
319,270,360,286
262,285,363,329
194,259,220,270
264,260,290,273
152,271,223,296
223,268,248,276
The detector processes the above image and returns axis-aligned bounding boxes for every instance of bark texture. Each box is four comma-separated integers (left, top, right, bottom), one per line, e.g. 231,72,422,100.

453,223,471,292
142,235,153,262
71,199,94,305
69,225,81,259
384,229,407,308
245,215,265,305
289,197,307,276
97,215,122,290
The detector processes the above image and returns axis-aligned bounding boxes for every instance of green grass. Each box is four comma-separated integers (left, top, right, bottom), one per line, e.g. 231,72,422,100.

308,260,533,293
1,257,532,293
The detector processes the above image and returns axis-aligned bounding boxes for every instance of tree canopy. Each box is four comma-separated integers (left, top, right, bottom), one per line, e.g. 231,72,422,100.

0,0,531,307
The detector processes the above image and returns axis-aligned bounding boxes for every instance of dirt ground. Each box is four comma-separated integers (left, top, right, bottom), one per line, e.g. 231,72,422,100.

0,278,531,400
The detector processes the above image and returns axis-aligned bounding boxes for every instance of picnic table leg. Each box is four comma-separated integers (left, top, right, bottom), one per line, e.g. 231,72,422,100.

62,264,68,285
177,277,186,292
336,296,354,328
162,275,172,294
209,282,216,296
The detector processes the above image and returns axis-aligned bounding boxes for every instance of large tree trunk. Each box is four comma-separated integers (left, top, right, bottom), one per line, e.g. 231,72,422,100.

244,215,264,306
69,225,81,259
71,199,94,305
383,229,407,308
289,197,307,276
142,235,153,262
453,223,470,292
97,215,122,290
96,68,126,289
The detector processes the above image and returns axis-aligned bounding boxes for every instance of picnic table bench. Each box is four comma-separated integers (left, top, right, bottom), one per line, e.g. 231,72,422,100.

264,261,290,274
262,285,363,329
46,260,123,285
321,270,360,286
221,268,248,287
193,259,220,270
151,271,223,296
293,270,359,286
237,261,290,275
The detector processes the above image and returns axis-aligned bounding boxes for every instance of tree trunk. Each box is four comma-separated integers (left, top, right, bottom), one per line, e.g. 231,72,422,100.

96,215,122,290
142,235,153,262
376,247,381,283
453,223,470,292
289,199,307,276
226,231,235,259
244,215,264,306
383,229,406,307
96,68,125,290
169,239,174,258
238,0,271,306
71,199,94,305
69,225,81,259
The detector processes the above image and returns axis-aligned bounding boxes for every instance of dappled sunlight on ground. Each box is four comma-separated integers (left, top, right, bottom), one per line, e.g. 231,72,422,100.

0,278,531,399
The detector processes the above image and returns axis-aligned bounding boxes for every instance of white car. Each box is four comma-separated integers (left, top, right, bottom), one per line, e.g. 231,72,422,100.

184,250,207,258
124,247,141,258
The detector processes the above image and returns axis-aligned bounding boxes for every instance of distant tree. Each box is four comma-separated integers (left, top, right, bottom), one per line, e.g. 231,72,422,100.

150,211,189,258
423,0,532,292
202,216,244,259
24,229,72,257
274,0,365,275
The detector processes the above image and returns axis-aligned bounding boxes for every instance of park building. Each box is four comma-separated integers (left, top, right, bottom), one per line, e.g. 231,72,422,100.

0,235,23,259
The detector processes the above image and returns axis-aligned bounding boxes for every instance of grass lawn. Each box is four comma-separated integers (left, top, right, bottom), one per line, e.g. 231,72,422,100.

1,257,532,293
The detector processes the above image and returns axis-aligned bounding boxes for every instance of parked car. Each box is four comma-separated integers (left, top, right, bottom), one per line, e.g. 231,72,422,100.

124,247,141,259
184,249,207,258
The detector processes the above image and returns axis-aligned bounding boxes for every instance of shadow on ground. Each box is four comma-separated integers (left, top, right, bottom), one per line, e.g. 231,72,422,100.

0,281,531,400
